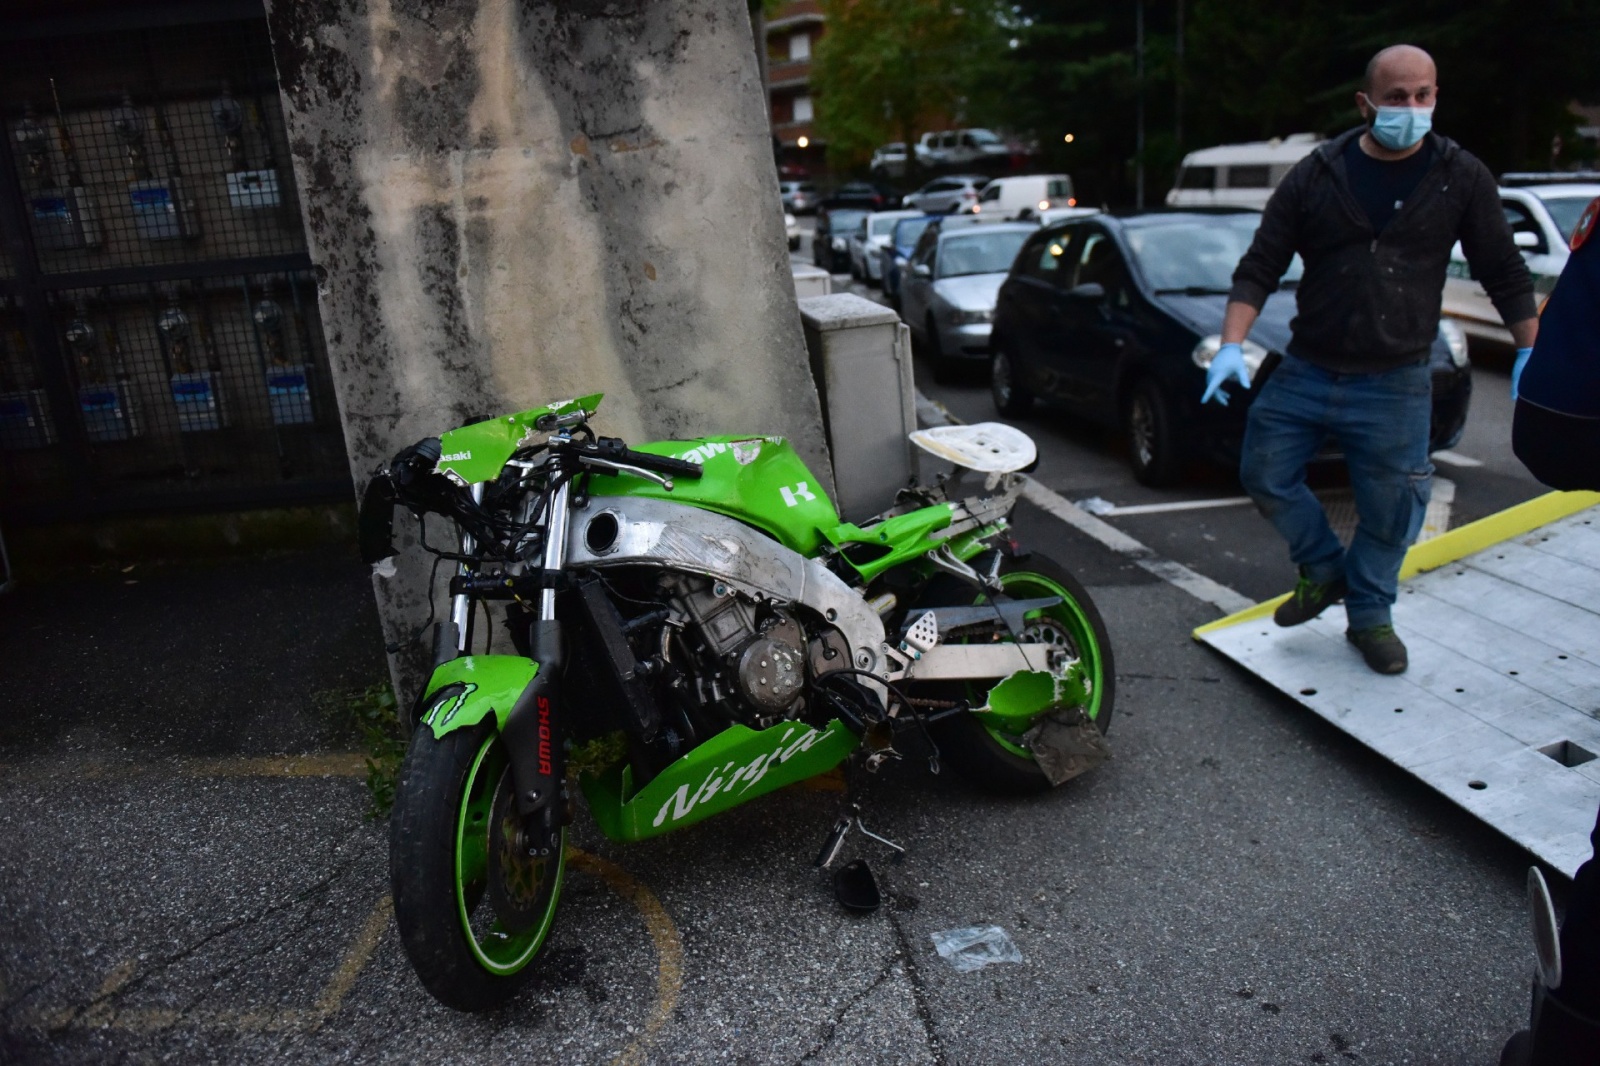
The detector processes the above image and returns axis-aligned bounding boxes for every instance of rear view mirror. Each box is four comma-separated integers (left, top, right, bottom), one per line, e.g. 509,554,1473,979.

1066,282,1105,300
1513,231,1540,250
913,263,932,278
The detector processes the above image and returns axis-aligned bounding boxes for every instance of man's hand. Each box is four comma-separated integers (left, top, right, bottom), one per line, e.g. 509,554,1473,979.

1202,343,1252,405
1511,346,1533,400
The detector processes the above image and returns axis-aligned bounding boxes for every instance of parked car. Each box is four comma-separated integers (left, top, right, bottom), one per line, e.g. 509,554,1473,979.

881,214,940,305
1166,134,1323,210
813,203,872,274
901,221,1036,380
902,175,990,215
870,143,909,179
1443,180,1600,346
781,180,819,215
1035,206,1101,227
785,212,800,251
973,174,1077,219
988,210,1472,485
848,209,922,285
916,128,1012,168
829,182,894,210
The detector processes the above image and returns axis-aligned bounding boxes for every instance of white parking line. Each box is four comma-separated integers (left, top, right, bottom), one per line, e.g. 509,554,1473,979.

915,391,1254,615
1431,449,1484,468
1077,495,1255,518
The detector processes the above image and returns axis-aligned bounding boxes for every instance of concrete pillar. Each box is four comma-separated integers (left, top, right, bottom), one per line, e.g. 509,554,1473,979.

263,0,829,698
798,294,917,523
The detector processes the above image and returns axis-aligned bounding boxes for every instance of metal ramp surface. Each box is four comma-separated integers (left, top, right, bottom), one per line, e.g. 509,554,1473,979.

1196,493,1600,878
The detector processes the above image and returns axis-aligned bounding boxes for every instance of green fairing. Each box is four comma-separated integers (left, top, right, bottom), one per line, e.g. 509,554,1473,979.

581,719,857,842
974,661,1091,732
435,394,604,485
586,435,840,557
823,505,956,582
421,655,538,738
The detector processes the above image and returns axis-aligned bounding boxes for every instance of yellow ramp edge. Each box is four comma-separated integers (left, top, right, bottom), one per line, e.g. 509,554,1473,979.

1193,490,1600,639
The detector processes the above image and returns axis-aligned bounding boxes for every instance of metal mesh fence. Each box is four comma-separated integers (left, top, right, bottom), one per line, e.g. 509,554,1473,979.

0,12,350,520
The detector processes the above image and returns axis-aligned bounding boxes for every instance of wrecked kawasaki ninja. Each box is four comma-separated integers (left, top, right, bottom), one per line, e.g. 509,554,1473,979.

360,393,1113,1011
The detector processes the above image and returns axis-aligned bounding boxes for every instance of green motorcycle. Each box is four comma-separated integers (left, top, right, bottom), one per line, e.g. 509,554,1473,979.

360,393,1113,1011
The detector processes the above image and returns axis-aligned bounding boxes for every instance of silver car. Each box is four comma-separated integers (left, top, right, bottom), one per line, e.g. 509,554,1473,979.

848,209,921,285
902,175,990,215
900,222,1035,380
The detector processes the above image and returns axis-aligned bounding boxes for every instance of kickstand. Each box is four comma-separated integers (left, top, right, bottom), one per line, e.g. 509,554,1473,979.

812,800,906,870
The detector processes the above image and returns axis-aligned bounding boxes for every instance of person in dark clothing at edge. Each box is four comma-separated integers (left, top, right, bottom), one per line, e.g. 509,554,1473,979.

1500,196,1600,1064
1206,43,1538,674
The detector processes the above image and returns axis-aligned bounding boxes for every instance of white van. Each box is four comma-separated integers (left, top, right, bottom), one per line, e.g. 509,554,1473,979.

972,174,1075,220
1167,134,1323,209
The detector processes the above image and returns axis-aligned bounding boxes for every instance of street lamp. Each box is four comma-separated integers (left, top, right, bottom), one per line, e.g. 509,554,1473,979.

1063,133,1075,144
797,136,810,149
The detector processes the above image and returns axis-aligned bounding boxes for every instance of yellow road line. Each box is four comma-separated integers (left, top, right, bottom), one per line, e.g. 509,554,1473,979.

569,849,685,1066
312,894,394,1024
1192,490,1600,639
0,753,370,785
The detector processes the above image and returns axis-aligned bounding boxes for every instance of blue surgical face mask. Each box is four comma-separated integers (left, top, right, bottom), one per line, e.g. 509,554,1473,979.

1362,93,1433,151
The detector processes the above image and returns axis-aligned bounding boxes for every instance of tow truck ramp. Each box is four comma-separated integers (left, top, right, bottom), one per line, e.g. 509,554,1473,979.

1196,493,1600,878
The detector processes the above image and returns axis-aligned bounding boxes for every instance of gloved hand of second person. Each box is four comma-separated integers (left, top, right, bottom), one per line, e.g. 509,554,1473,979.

1202,342,1251,406
1511,346,1533,401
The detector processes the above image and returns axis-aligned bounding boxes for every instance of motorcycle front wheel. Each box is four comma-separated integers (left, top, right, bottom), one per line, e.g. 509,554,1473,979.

920,551,1115,794
390,719,565,1011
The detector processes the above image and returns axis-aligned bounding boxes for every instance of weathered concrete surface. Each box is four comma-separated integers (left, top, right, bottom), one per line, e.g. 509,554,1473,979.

263,0,827,695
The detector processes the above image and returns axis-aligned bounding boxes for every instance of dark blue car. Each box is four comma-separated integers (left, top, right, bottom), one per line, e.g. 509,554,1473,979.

989,210,1473,485
882,214,938,307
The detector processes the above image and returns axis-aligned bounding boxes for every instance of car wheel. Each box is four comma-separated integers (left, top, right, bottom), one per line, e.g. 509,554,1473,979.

1124,378,1184,487
991,342,1034,418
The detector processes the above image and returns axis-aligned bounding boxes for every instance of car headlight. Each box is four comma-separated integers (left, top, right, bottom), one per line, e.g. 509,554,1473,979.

1438,318,1469,368
1191,335,1269,375
832,237,847,251
949,308,994,325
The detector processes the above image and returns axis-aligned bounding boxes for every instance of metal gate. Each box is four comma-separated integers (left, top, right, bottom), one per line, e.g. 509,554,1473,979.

0,4,350,524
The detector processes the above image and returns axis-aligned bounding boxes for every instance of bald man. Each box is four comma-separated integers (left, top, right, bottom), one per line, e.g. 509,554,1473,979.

1207,44,1537,674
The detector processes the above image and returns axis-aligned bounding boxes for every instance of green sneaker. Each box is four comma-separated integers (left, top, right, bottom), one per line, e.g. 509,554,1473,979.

1347,624,1408,674
1274,574,1348,627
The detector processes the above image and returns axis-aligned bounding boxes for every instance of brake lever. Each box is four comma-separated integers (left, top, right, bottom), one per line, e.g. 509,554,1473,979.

580,456,674,491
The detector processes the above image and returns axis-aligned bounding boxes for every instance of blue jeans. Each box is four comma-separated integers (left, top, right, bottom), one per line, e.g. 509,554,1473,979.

1240,354,1433,631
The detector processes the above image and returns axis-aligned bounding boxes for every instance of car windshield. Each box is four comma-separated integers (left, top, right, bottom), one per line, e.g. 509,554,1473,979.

1535,193,1596,247
968,129,1001,145
894,217,933,248
870,216,901,236
937,230,1032,278
827,209,869,231
1128,215,1304,292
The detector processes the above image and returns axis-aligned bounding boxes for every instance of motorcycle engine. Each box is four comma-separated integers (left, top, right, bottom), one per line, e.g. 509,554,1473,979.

664,574,812,723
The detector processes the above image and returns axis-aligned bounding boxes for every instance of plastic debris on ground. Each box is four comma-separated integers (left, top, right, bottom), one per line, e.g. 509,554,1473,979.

929,925,1024,972
1076,496,1115,516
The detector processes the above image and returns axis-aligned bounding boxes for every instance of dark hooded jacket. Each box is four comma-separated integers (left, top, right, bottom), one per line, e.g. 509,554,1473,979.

1229,127,1536,373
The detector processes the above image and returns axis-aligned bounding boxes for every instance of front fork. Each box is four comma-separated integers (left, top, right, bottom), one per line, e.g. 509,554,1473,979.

501,475,571,831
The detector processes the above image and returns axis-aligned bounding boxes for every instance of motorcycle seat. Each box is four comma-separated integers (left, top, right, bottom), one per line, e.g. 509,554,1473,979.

909,423,1037,473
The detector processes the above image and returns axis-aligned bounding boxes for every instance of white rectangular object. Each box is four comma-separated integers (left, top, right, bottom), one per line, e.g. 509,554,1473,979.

1197,506,1600,878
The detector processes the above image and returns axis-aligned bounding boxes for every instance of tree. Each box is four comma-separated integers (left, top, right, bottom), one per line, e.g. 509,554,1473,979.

810,0,1005,173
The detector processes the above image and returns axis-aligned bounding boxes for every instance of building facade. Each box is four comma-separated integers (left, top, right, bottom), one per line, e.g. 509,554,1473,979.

763,0,826,176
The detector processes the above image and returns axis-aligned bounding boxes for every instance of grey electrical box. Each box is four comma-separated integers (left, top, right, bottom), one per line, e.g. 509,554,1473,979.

129,178,200,241
798,293,918,523
170,371,228,432
226,169,281,210
79,382,142,442
266,365,313,424
0,389,56,450
29,187,101,250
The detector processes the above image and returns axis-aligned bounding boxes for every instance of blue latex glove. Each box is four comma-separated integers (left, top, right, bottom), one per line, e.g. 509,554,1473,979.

1511,346,1533,400
1201,342,1252,406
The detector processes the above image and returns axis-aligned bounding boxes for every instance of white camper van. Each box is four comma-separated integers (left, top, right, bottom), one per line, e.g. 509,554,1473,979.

1167,134,1323,209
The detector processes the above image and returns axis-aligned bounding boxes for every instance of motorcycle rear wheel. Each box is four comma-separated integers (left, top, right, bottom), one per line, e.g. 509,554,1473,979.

921,552,1115,794
390,719,565,1011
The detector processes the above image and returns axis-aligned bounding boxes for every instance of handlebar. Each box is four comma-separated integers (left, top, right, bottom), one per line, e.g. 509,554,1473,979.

566,437,702,480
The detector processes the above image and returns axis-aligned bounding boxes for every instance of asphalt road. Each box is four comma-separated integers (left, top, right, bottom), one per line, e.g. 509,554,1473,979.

0,227,1562,1064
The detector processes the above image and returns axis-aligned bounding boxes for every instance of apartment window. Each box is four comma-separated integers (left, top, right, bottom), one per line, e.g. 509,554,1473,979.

789,32,811,61
793,95,814,123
